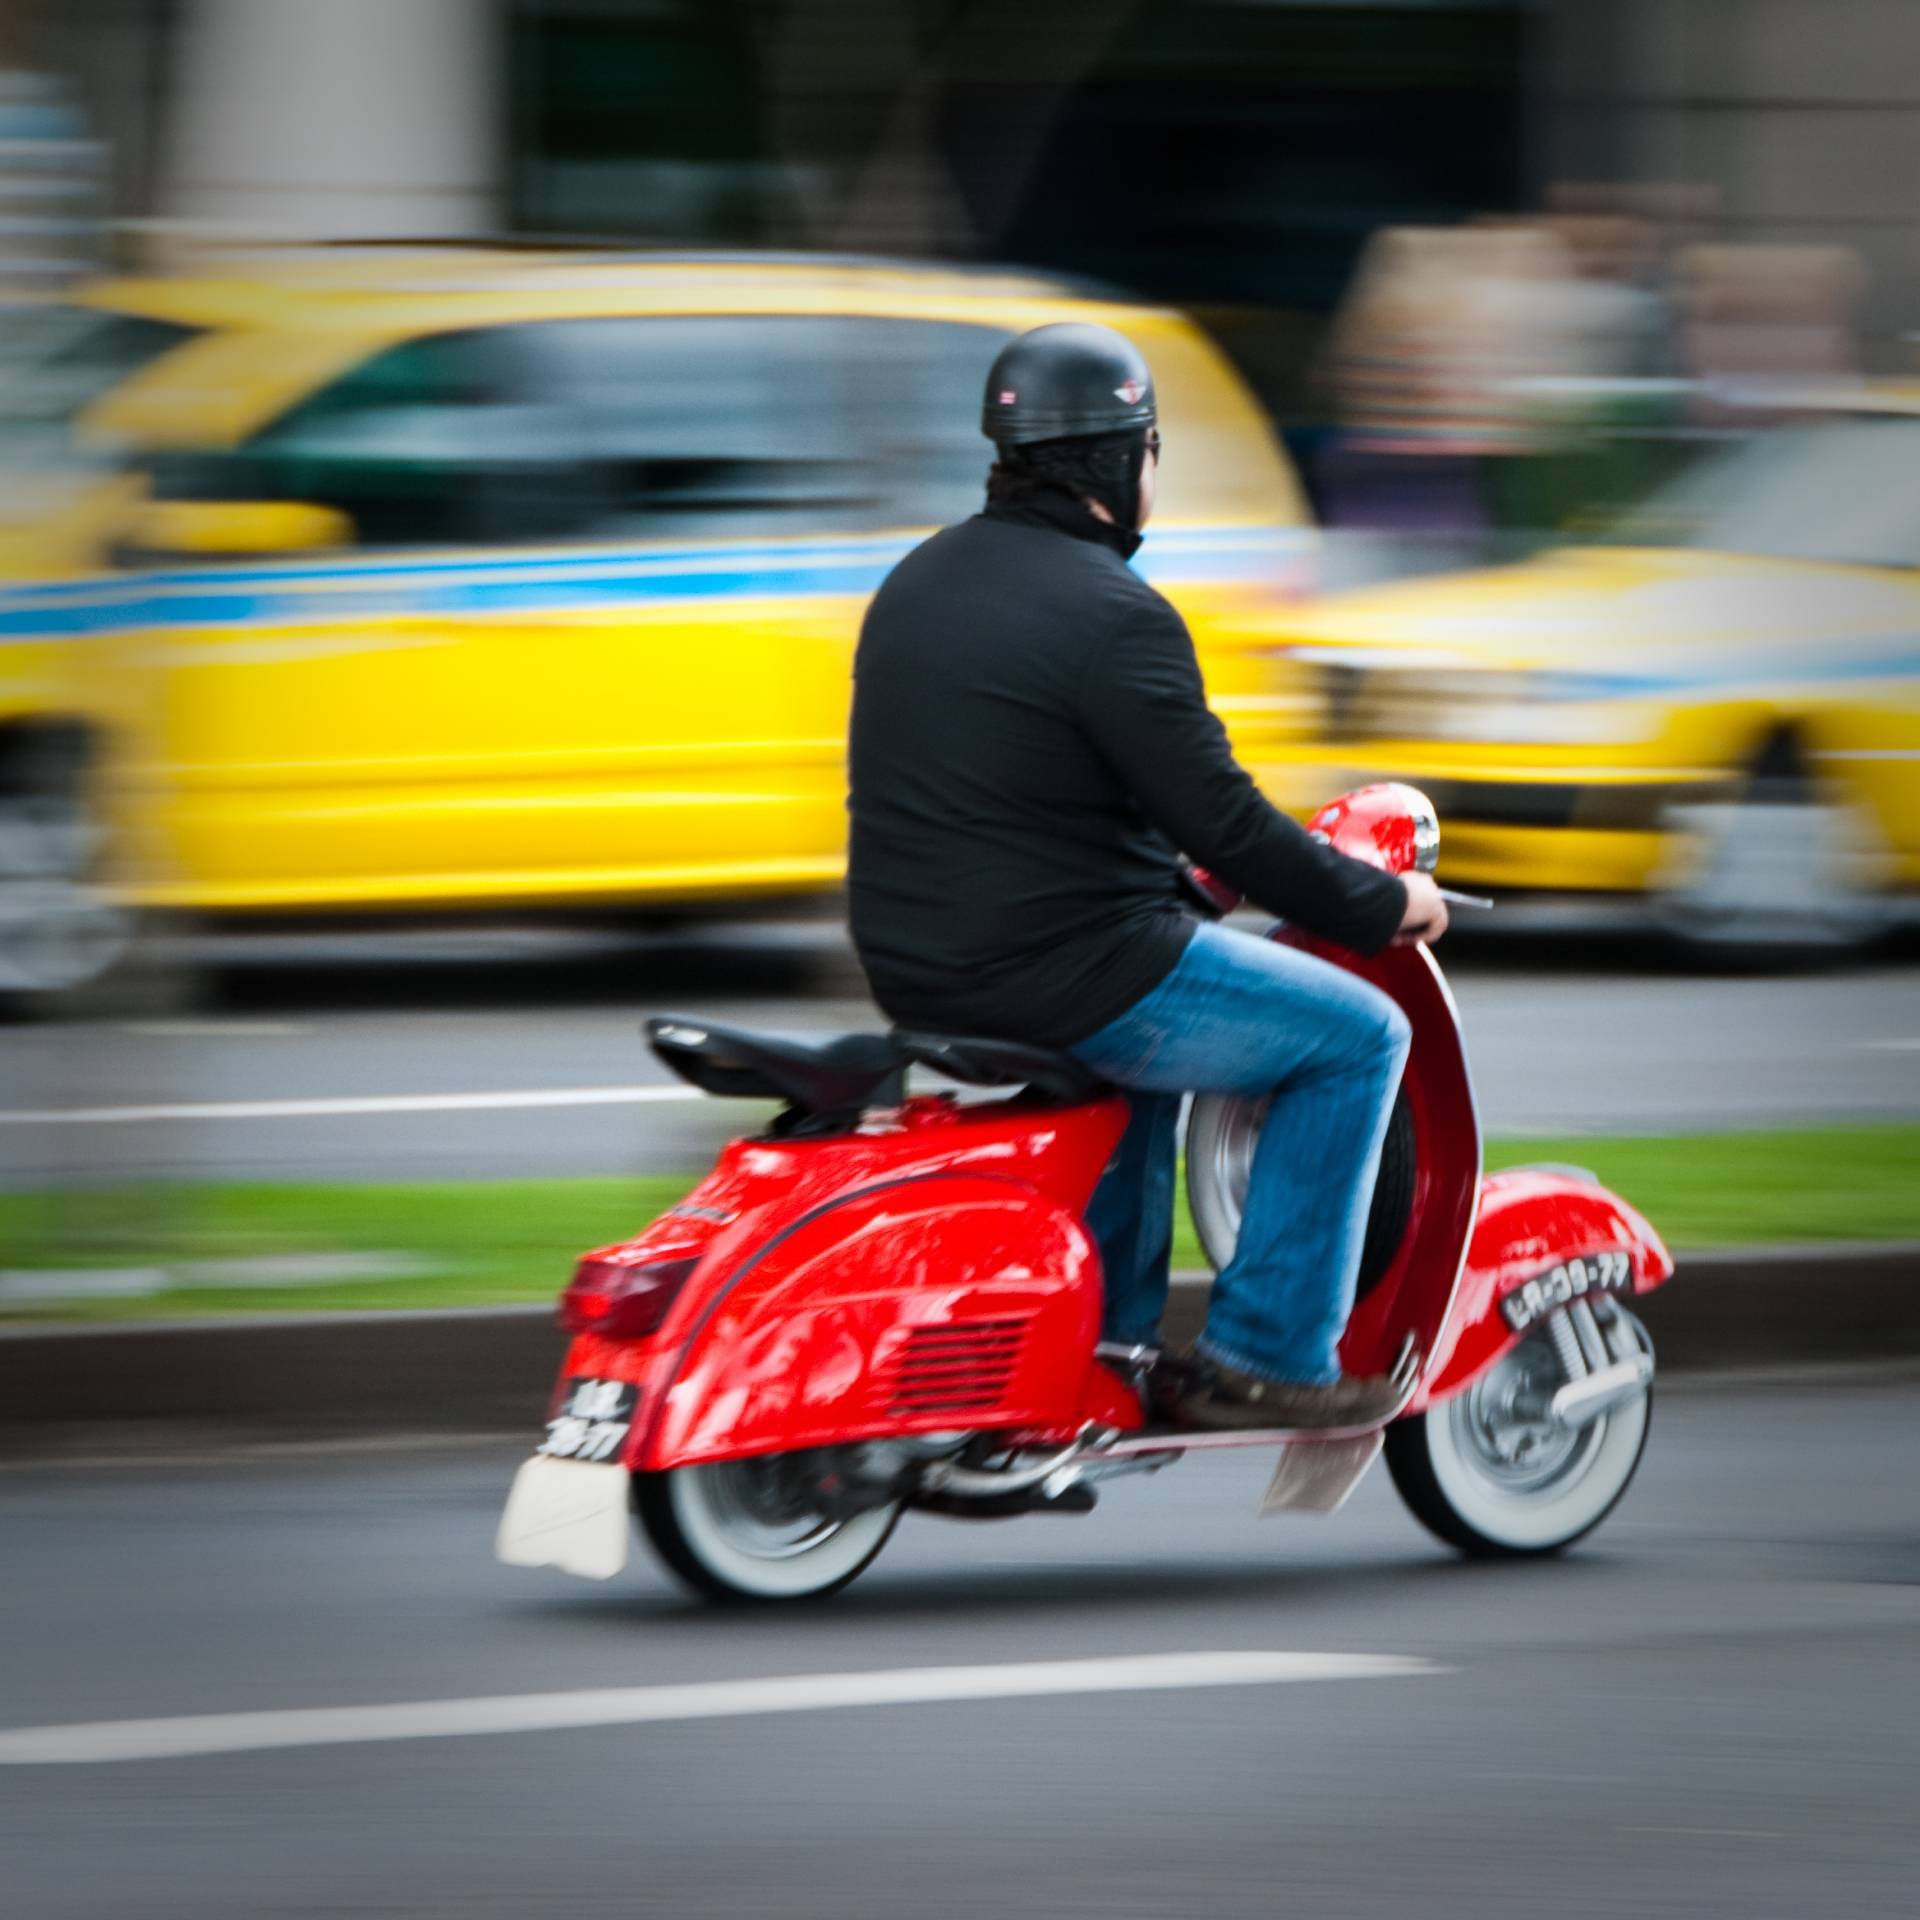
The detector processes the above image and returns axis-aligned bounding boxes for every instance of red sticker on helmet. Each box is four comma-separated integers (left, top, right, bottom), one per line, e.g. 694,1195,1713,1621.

1114,379,1145,404
998,389,1017,404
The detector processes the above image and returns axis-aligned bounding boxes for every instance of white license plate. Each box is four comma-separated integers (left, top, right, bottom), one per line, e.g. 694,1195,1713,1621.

538,1376,637,1463
1501,1250,1634,1331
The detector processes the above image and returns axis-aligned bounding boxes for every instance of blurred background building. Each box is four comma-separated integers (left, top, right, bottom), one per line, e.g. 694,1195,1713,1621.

16,2,1920,376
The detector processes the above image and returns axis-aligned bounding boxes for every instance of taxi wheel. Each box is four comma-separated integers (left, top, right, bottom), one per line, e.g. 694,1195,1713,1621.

1653,742,1888,960
0,730,139,1019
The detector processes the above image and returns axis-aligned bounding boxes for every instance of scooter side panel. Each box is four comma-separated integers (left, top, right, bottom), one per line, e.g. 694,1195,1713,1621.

1414,1167,1675,1408
639,1174,1105,1468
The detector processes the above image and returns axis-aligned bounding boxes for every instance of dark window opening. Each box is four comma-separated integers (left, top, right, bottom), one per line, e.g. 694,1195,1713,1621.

174,314,1012,550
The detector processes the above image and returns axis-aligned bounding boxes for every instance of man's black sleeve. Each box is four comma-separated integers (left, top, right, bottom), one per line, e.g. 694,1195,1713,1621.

1078,596,1408,953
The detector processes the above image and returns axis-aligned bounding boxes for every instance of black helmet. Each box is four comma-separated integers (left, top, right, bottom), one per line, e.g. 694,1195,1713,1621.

981,322,1156,446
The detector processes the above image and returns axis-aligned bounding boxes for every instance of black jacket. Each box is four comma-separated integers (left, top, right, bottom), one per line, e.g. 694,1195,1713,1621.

847,489,1407,1048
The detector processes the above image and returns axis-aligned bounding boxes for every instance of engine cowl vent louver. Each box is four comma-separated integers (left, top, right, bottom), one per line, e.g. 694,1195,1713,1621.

891,1319,1027,1416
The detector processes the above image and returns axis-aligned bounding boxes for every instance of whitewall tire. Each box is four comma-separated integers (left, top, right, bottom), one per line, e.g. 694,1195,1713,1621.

635,1457,900,1603
1386,1313,1652,1557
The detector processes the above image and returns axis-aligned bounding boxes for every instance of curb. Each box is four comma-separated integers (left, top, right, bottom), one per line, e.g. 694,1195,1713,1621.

1163,1243,1920,1372
1,1244,1915,1442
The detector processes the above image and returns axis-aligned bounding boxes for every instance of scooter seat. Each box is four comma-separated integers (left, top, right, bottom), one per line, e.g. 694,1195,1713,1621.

646,1017,906,1115
891,1031,1106,1103
645,1017,1106,1117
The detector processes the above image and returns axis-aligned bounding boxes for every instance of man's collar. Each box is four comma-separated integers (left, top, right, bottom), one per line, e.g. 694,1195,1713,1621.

983,484,1142,560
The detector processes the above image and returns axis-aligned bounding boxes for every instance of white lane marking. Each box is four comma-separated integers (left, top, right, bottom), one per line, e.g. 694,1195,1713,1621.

1856,1038,1920,1052
0,1084,712,1125
0,1651,1445,1765
120,1021,306,1038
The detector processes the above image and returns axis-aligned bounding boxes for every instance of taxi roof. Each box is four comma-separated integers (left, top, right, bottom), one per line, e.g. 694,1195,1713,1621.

73,245,1300,528
83,246,1130,335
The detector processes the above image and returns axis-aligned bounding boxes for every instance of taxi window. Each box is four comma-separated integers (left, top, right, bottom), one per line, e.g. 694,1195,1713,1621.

244,330,573,547
512,314,1012,537
854,319,1013,527
1606,419,1920,569
0,305,199,467
235,315,1012,547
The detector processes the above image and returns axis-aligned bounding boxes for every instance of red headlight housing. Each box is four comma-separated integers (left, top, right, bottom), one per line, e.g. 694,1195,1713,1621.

558,1252,699,1338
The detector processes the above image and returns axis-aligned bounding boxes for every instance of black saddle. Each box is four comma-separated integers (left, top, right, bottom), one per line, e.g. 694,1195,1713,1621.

646,1016,1103,1125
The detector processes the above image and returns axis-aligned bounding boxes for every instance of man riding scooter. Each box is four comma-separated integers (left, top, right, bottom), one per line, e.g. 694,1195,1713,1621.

848,322,1449,1431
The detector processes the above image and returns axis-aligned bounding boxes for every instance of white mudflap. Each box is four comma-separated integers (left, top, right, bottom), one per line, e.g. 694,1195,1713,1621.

1259,1433,1383,1517
495,1454,631,1581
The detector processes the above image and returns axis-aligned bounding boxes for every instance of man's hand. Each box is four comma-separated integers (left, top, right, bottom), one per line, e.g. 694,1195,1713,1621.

1394,870,1449,945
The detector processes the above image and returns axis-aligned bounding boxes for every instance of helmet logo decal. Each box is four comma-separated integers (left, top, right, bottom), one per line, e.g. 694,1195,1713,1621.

1114,378,1146,404
997,389,1017,404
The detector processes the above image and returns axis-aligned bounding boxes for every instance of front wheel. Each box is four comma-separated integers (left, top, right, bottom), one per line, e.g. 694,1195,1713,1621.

635,1455,901,1603
1385,1311,1652,1557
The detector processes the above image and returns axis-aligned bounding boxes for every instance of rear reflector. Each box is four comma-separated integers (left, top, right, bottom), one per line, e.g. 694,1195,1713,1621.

558,1254,698,1339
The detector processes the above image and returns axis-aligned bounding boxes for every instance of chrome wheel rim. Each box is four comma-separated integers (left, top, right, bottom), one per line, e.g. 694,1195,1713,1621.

1421,1309,1653,1551
1447,1328,1599,1499
1185,1091,1266,1269
695,1457,845,1562
0,795,131,995
1655,794,1886,949
664,1454,900,1599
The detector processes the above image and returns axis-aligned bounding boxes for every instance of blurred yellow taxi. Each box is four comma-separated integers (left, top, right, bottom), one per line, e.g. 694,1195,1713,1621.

0,249,1314,1003
1277,415,1920,948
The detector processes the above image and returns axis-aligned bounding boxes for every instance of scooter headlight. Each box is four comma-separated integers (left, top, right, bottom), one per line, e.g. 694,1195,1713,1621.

1305,779,1441,878
1408,789,1440,873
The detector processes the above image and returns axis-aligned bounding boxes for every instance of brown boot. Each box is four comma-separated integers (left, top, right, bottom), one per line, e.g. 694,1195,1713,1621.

1169,1356,1410,1432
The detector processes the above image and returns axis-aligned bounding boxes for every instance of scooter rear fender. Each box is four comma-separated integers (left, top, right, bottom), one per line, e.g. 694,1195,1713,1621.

1413,1166,1674,1409
538,1090,1128,1464
636,1171,1108,1470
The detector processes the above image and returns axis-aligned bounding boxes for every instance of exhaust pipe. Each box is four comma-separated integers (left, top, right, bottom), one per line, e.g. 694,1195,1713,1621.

1550,1353,1653,1430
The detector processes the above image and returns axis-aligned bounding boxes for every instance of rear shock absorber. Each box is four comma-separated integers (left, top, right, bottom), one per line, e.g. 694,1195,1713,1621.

1547,1310,1588,1383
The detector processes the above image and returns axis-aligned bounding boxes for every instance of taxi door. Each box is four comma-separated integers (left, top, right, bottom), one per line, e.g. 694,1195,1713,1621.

132,318,888,914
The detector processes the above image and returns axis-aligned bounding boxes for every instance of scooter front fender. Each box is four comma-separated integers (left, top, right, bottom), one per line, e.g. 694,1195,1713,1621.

637,1172,1105,1470
1414,1166,1674,1409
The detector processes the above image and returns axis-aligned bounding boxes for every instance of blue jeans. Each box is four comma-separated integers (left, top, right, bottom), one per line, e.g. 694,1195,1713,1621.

1069,920,1411,1386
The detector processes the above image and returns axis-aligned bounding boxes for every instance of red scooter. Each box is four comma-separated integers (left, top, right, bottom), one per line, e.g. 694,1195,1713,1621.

497,783,1672,1602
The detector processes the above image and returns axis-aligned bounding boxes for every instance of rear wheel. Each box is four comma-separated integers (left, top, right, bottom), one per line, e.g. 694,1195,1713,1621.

635,1455,901,1603
1385,1310,1652,1557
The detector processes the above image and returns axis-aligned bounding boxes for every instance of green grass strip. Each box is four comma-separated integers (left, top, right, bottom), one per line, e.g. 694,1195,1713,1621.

2,1124,1915,1322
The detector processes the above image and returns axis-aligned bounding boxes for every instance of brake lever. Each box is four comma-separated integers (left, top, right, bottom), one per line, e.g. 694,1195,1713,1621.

1436,888,1494,910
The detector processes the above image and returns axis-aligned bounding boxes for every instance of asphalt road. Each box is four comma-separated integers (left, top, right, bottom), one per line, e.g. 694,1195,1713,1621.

5,917,1918,1186
2,1378,1916,1918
